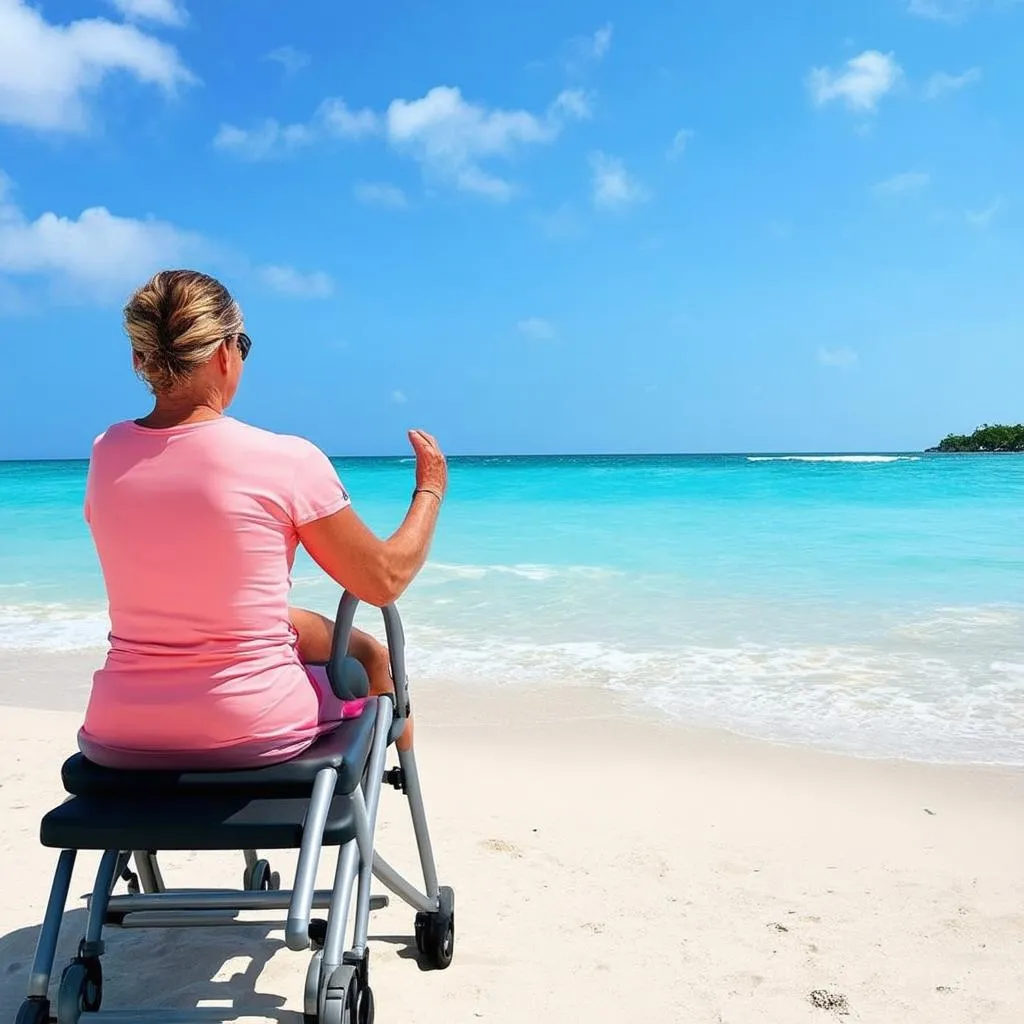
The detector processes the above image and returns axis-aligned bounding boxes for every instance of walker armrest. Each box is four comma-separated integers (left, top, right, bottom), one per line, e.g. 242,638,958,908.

328,592,411,731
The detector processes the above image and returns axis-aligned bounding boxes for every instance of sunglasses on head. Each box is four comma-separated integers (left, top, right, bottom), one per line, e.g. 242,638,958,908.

235,332,252,360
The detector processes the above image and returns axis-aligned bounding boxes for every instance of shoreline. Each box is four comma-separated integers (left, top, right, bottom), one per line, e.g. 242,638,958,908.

3,647,1022,773
3,645,1024,772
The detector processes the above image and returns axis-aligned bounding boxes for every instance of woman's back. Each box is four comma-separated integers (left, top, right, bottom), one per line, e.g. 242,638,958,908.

82,415,350,765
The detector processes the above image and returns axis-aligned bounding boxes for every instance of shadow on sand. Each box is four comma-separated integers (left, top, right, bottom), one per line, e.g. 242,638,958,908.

1,907,421,1021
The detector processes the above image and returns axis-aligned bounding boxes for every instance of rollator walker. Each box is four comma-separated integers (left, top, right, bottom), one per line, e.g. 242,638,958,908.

15,593,455,1024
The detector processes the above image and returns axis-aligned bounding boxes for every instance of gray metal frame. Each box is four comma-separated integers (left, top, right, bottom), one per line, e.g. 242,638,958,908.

19,599,444,1021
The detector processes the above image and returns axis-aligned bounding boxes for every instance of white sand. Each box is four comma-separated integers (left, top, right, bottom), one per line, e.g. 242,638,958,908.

2,663,1023,1023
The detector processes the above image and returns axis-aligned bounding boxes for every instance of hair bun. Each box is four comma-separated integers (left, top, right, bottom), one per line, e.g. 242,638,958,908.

124,269,243,393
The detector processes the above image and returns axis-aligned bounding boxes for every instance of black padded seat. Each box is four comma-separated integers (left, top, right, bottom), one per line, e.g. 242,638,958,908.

63,701,378,800
40,792,357,851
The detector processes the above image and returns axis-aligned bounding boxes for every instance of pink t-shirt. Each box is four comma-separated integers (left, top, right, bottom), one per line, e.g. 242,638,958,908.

79,416,351,767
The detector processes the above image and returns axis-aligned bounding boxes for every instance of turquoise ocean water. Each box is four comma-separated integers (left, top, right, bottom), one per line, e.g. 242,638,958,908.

1,453,1022,765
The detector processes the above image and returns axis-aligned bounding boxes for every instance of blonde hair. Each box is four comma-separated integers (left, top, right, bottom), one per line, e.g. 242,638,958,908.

124,269,243,393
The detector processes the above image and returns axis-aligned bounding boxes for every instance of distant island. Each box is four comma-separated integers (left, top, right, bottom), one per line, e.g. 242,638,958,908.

927,423,1024,453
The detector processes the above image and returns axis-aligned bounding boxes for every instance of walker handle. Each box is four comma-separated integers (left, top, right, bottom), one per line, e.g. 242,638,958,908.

328,592,411,739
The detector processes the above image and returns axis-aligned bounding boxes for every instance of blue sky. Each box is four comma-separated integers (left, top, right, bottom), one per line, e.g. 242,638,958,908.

0,0,1021,459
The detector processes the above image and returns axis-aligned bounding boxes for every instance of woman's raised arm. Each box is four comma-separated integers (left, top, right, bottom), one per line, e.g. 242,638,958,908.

298,429,447,606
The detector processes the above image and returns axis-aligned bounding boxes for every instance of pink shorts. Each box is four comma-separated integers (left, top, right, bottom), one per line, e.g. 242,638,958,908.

304,663,371,732
78,663,371,771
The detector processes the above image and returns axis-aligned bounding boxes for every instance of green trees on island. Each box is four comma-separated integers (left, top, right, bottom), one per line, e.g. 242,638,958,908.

928,424,1024,452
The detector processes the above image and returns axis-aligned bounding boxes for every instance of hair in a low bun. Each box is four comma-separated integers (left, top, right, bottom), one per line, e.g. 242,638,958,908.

124,270,243,393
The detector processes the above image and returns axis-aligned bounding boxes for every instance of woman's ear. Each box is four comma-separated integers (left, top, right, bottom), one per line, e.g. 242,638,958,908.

215,340,232,376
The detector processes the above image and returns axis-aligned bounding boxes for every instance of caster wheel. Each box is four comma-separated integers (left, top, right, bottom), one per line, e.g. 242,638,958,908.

244,859,279,891
320,964,358,1024
15,998,50,1024
414,885,455,970
303,949,324,1024
356,982,375,1024
56,957,102,1024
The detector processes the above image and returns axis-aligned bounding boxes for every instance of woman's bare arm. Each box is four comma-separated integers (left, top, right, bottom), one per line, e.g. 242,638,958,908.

297,429,447,607
298,494,439,606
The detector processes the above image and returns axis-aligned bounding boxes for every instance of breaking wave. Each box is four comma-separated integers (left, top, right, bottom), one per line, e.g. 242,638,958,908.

402,626,1024,766
747,455,921,463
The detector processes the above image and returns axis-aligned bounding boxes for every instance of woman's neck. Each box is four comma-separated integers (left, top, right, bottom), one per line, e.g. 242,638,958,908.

136,393,224,430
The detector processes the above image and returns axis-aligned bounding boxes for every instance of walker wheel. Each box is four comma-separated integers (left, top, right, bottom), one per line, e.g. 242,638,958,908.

356,982,375,1024
244,859,280,891
414,885,455,969
303,949,324,1023
14,998,50,1024
56,957,102,1024
320,964,359,1024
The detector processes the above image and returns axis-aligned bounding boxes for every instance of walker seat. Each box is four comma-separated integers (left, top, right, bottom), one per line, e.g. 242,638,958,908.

15,595,455,1024
61,704,378,799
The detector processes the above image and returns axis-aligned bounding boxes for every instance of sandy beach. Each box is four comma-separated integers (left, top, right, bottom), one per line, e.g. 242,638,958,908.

1,652,1022,1023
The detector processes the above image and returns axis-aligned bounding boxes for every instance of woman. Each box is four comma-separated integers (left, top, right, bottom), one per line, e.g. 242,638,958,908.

78,268,446,769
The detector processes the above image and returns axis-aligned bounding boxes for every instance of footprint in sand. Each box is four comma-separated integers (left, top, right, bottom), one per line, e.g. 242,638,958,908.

481,838,524,858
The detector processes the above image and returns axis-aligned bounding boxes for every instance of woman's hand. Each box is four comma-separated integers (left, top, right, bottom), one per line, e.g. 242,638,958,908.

409,429,447,500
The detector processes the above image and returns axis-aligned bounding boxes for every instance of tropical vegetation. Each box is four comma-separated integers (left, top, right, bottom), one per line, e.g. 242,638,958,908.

928,424,1024,452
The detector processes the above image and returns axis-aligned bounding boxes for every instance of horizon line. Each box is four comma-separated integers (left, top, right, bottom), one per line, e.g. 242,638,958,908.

0,448,944,465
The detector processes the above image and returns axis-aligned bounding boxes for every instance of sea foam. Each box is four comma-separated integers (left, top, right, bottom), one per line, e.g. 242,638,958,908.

402,625,1024,766
2,597,1022,765
0,603,109,651
747,455,920,463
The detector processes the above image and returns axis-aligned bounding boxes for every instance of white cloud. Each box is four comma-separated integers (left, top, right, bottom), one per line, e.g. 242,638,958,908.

807,50,902,113
872,171,931,195
591,23,613,59
213,98,377,161
818,346,859,369
213,120,314,161
912,0,1024,19
668,128,694,160
216,84,586,199
319,97,378,138
552,88,593,120
386,86,585,200
257,265,334,299
517,317,556,341
906,0,974,22
391,389,407,404
265,45,310,75
923,67,981,99
354,182,408,208
966,197,1002,228
0,0,195,132
107,0,188,26
0,173,336,309
0,170,204,300
589,151,649,210
563,22,613,75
